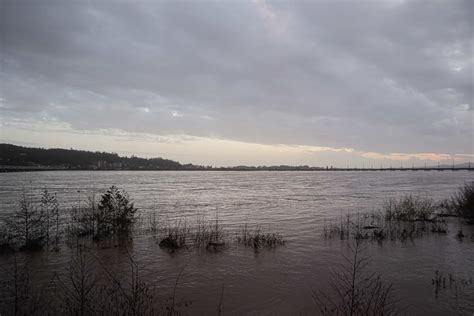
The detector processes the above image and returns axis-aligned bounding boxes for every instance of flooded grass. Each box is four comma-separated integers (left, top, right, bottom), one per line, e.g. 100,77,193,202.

431,270,473,303
157,217,285,251
157,215,227,251
237,223,286,249
322,195,456,243
192,214,225,250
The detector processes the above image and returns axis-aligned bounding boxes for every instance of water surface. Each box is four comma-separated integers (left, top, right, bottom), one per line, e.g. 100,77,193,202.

0,171,473,315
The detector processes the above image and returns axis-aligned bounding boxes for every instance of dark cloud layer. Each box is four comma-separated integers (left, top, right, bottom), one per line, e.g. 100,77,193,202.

1,0,472,154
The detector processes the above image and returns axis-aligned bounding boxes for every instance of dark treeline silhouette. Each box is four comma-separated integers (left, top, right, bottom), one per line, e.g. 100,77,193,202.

0,143,323,171
1,143,472,172
0,143,185,170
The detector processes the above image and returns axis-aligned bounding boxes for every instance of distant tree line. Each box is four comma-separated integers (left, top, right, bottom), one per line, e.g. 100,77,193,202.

0,143,185,170
0,143,325,171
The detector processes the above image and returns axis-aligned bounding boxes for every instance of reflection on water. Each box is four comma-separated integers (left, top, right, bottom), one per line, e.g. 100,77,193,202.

0,171,473,314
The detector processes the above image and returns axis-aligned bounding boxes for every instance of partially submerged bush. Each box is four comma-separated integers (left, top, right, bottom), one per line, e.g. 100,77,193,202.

74,186,137,240
449,182,474,220
384,195,435,222
96,186,137,237
1,189,64,252
159,222,189,250
4,190,46,250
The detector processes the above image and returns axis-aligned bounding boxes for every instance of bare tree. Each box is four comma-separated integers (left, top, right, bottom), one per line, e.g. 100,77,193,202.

6,189,45,249
312,237,398,315
97,250,157,316
40,189,60,248
58,246,101,316
0,254,51,315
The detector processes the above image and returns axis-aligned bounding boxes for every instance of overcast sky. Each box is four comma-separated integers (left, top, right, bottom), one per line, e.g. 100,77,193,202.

1,0,472,166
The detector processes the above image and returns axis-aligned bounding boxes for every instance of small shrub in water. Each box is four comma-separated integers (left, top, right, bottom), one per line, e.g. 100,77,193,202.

74,186,137,240
96,186,137,237
159,223,188,250
384,195,435,222
448,182,474,220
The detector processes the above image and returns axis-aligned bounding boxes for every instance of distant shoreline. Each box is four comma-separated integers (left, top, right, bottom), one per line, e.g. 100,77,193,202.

1,166,472,173
1,143,472,173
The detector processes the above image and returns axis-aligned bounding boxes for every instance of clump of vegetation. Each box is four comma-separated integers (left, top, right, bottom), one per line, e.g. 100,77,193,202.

159,221,189,250
384,195,435,222
157,214,227,252
448,182,474,221
192,214,225,250
237,223,285,249
72,186,137,240
312,238,398,315
0,186,137,252
0,189,63,252
94,186,137,238
430,222,448,234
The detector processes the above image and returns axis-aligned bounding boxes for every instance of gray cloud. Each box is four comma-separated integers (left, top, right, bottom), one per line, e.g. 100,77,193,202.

1,0,472,154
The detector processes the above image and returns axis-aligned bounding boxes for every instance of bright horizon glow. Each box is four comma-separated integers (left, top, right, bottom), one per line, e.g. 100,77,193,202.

1,119,471,168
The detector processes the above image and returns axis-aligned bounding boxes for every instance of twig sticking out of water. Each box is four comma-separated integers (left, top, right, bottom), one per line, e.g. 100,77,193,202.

312,237,399,315
217,283,225,316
